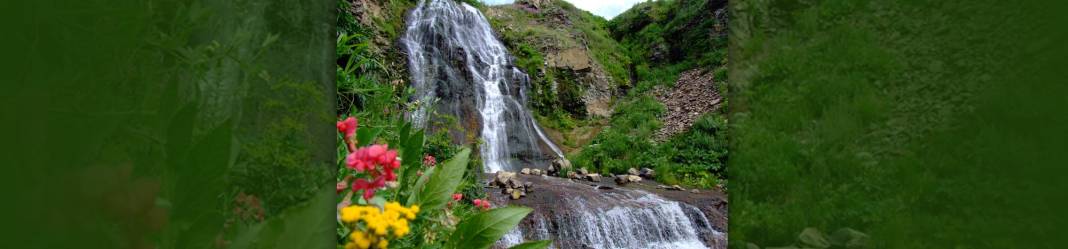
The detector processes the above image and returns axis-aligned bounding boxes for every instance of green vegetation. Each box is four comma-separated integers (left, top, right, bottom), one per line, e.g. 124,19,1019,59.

566,0,728,188
728,0,1064,247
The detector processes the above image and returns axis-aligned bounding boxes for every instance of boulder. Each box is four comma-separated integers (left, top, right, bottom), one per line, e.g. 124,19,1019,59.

690,189,700,194
668,185,686,191
551,158,572,172
626,175,643,183
531,169,543,175
627,168,640,175
523,182,534,191
585,173,602,182
830,228,869,248
639,168,656,179
494,171,517,187
577,167,589,176
520,168,531,175
797,227,831,249
614,175,629,185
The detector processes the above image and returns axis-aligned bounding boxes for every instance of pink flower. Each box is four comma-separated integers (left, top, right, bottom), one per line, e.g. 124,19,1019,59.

336,117,357,139
452,193,463,201
472,199,491,210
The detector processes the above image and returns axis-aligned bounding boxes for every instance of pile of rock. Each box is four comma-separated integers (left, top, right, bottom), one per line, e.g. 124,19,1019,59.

566,168,602,182
519,168,545,176
614,167,655,185
488,171,534,200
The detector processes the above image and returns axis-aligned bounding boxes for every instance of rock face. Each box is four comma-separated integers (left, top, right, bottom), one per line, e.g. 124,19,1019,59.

653,69,723,141
486,1,622,118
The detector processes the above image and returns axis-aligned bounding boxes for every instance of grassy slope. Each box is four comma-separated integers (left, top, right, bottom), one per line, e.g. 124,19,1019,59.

729,0,1067,247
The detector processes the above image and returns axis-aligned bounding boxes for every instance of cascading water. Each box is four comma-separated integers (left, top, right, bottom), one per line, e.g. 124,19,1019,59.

402,0,562,173
490,176,727,249
401,1,726,248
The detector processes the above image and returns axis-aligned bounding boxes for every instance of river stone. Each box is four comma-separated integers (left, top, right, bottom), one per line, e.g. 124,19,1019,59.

577,167,589,175
627,168,640,175
523,181,533,191
668,185,685,191
510,190,522,199
614,175,629,185
830,228,869,248
531,169,543,175
639,168,655,178
520,168,531,175
798,227,831,249
567,171,580,179
585,173,602,182
690,189,700,194
626,175,643,183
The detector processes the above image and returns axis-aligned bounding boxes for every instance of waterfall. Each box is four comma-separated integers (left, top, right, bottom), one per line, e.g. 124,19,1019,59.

402,0,562,173
401,1,725,248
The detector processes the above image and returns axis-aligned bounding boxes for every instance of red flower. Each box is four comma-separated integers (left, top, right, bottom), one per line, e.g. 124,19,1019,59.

452,193,463,201
472,199,482,206
336,117,358,139
423,155,436,167
352,178,385,201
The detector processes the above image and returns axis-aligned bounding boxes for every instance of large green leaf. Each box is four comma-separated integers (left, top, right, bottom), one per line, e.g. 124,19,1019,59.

446,206,533,249
396,129,424,200
508,240,552,249
407,148,469,211
355,126,382,147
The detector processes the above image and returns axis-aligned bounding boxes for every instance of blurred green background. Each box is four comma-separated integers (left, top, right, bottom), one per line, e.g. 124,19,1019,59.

2,0,336,248
729,0,1068,248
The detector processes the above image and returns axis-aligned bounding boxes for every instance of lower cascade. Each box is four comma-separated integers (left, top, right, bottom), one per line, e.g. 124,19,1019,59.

401,0,726,248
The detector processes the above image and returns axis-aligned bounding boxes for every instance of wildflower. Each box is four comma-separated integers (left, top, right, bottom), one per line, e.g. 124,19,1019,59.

452,193,463,201
423,155,436,167
472,198,490,210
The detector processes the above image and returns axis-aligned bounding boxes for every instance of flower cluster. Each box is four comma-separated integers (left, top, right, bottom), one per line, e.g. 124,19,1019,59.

340,202,420,249
338,117,402,201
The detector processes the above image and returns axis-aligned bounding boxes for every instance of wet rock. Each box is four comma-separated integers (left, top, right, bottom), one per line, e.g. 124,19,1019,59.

596,185,614,190
531,169,543,175
797,227,831,249
614,175,629,185
567,171,580,179
690,189,700,194
504,187,515,194
830,228,869,248
521,168,531,175
639,168,656,179
626,175,643,183
577,167,589,176
627,168,640,175
511,190,523,200
523,182,534,191
585,173,602,182
668,185,686,191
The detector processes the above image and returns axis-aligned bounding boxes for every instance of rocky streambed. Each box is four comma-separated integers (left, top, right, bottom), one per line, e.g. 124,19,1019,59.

486,170,727,249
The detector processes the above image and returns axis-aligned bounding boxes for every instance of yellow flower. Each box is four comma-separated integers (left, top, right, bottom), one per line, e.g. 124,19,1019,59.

339,202,421,249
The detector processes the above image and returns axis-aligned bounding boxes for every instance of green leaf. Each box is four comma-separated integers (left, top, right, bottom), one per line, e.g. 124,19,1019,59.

508,240,552,249
446,206,533,249
356,126,382,147
408,148,470,211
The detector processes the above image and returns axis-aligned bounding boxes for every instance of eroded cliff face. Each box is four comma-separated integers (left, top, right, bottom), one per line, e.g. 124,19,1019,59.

485,0,625,119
